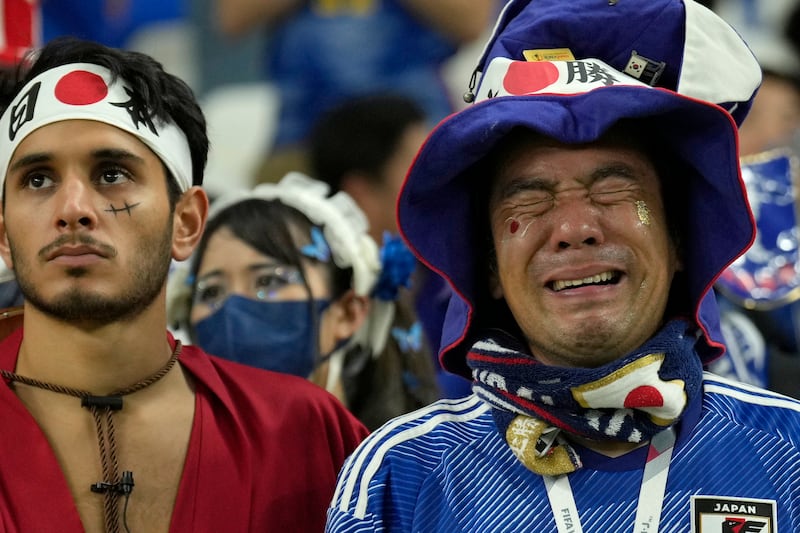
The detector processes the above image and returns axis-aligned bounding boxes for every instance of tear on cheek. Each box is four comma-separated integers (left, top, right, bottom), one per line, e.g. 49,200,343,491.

635,200,651,226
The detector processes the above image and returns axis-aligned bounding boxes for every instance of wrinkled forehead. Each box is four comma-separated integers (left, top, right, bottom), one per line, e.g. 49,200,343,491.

489,121,653,164
484,123,663,197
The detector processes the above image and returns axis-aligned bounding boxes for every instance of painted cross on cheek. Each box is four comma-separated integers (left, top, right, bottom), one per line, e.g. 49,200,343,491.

105,201,140,217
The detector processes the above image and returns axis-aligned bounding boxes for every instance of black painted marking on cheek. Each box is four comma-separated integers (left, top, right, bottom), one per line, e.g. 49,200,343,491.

104,201,141,217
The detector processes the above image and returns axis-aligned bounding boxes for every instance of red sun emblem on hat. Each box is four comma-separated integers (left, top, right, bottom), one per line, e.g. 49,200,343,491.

503,61,560,95
54,70,108,105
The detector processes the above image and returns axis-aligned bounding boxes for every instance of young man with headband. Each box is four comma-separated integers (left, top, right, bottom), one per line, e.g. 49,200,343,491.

327,1,800,531
0,37,368,532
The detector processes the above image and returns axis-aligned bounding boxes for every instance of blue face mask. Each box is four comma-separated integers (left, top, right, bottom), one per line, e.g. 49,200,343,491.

193,295,330,378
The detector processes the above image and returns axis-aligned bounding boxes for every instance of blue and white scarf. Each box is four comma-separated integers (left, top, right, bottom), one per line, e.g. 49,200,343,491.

467,320,703,475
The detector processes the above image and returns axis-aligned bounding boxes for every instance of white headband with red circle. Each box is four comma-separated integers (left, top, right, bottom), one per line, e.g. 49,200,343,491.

0,62,193,192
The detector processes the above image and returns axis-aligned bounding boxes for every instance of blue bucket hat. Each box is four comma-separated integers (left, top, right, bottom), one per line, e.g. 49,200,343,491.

398,0,761,377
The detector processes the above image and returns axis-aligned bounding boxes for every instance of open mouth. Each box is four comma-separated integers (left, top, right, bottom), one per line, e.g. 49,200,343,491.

550,270,622,292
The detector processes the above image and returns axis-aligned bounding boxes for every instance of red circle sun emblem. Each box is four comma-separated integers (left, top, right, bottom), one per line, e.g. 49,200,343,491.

503,61,560,95
624,385,665,409
54,70,108,105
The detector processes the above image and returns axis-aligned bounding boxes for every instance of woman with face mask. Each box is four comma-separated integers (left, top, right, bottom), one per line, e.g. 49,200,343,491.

168,172,440,428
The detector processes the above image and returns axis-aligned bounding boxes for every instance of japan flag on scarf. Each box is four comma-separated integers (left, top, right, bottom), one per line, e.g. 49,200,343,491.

0,0,39,67
571,353,688,427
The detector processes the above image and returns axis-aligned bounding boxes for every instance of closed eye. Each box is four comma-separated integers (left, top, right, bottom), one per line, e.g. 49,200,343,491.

590,189,634,204
509,196,554,216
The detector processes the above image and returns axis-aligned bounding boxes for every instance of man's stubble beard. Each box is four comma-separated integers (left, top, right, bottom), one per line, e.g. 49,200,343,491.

11,220,174,326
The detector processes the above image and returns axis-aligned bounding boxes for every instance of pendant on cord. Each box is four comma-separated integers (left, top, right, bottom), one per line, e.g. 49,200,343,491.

91,471,136,495
81,396,136,496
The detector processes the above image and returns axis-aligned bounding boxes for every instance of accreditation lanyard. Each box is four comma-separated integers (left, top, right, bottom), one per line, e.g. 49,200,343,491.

544,428,677,533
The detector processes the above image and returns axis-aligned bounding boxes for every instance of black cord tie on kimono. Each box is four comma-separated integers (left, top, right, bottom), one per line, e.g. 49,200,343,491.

0,341,182,533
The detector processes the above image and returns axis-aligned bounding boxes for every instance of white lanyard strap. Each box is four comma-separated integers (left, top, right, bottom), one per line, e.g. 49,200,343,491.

545,474,583,533
545,428,677,533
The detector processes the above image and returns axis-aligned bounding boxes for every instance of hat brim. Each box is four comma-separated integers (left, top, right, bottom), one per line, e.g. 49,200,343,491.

398,86,755,376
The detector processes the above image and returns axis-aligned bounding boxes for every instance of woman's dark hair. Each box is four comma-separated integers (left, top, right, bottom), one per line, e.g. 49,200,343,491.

0,36,208,207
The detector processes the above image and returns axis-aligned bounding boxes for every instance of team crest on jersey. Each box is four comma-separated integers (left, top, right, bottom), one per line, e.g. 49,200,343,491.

691,496,776,532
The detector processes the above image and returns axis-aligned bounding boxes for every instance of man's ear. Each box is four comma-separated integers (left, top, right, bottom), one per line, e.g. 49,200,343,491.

671,239,685,273
488,251,504,299
489,269,504,299
329,289,370,342
676,246,685,272
0,207,14,271
172,186,208,262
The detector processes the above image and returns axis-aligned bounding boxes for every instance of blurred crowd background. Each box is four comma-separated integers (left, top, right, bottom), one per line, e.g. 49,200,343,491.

26,0,500,197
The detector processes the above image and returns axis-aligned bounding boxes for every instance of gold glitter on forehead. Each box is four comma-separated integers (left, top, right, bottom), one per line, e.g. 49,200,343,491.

635,200,651,226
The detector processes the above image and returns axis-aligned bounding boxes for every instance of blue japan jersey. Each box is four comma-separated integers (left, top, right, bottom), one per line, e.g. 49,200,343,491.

327,374,800,532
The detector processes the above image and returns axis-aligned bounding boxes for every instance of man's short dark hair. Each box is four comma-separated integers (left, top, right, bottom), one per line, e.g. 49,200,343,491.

309,92,426,191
